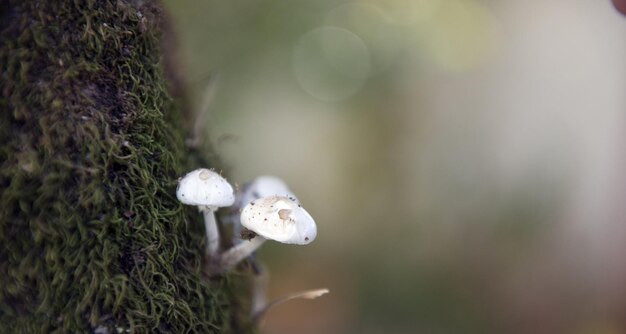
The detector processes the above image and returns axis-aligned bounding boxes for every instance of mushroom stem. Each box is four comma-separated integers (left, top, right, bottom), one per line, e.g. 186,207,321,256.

200,206,220,257
251,265,269,316
218,236,267,273
252,288,330,322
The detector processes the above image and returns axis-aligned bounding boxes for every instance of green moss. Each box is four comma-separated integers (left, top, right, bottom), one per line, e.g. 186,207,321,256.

0,0,249,332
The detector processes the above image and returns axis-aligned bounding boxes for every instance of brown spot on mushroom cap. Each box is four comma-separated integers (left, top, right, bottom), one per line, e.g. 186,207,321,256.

278,209,291,220
199,169,210,180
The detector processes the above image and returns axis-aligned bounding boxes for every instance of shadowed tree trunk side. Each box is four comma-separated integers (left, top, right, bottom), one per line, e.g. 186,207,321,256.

0,1,249,332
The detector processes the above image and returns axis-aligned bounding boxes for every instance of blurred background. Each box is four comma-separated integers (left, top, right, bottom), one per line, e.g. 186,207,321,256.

163,0,626,333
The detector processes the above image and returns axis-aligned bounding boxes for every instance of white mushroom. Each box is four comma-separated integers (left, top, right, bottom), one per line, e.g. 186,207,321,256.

176,168,235,257
239,176,297,208
217,195,316,273
231,176,298,240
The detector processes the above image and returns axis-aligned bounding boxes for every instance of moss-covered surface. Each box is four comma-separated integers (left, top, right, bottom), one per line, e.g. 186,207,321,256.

0,0,250,332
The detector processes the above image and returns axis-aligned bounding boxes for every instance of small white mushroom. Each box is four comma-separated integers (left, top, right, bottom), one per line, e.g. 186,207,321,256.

239,176,297,208
231,176,298,240
176,168,235,257
217,195,316,273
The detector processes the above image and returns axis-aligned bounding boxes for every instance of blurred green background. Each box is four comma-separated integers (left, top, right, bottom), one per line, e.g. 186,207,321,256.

163,0,626,333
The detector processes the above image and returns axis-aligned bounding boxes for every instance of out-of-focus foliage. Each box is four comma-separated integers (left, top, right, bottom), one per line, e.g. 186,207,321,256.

164,0,626,333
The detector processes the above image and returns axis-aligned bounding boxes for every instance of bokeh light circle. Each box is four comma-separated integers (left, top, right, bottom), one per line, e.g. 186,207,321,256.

293,26,371,102
325,3,403,75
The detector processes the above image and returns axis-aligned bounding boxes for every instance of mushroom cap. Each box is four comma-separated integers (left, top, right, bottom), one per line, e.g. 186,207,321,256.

240,176,297,208
241,195,316,245
176,168,235,207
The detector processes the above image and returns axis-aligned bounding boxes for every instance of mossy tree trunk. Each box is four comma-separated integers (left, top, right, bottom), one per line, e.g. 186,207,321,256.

0,1,247,332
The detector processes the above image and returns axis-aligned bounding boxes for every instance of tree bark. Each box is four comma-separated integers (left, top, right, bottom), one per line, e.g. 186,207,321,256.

0,0,247,332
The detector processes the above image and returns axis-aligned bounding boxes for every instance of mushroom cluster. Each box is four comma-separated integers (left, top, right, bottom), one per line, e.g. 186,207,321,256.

175,169,327,321
177,169,316,272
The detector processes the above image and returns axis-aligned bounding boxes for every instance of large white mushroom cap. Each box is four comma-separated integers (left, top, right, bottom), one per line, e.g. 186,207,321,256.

176,168,235,207
239,176,297,208
241,195,316,245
